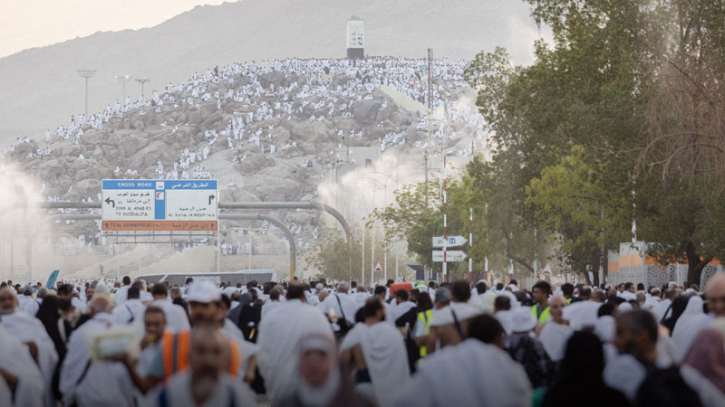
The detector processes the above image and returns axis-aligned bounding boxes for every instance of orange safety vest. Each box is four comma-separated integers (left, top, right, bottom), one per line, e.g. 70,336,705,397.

161,331,241,381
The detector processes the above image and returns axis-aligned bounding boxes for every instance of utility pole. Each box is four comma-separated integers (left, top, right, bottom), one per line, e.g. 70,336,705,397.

115,74,131,101
77,69,96,117
425,48,433,208
362,223,365,287
384,242,387,283
469,207,473,283
135,78,150,98
371,221,375,286
442,153,448,281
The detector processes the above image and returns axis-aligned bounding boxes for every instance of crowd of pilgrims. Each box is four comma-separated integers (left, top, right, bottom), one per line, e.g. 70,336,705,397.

0,272,724,407
15,57,483,189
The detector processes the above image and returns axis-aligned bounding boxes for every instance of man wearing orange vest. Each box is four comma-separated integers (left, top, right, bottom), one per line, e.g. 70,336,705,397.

152,325,258,407
124,281,244,395
150,282,241,380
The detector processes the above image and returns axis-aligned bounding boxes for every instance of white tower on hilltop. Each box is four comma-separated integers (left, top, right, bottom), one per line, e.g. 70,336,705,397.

346,16,365,59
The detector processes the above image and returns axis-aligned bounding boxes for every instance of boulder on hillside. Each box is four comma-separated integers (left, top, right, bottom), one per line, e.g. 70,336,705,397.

72,179,103,198
239,152,274,173
121,135,150,156
353,100,381,126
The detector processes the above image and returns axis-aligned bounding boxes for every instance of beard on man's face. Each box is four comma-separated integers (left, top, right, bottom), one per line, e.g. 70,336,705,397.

191,367,220,400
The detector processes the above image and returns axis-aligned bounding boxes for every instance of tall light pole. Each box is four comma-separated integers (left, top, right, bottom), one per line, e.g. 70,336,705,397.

135,78,150,98
77,69,96,117
115,74,131,100
425,47,433,209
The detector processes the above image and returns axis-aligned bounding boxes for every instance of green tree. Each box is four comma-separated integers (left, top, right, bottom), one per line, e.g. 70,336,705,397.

634,0,725,285
303,223,394,285
372,180,470,279
303,226,359,282
454,154,541,280
526,145,631,285
463,48,546,280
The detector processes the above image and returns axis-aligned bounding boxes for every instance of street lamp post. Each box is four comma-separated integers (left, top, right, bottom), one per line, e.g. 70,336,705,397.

115,74,131,101
361,221,365,287
361,171,424,284
76,69,96,117
135,78,150,99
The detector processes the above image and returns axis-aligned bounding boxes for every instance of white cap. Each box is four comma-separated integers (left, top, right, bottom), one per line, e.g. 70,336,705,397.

186,281,221,303
563,301,602,330
299,334,335,354
511,307,537,333
595,315,616,343
95,282,111,295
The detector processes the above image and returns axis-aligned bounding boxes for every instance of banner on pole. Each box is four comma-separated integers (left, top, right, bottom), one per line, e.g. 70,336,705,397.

46,270,60,289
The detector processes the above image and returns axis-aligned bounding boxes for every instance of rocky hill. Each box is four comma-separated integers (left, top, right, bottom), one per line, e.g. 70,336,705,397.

5,57,486,260
0,0,545,144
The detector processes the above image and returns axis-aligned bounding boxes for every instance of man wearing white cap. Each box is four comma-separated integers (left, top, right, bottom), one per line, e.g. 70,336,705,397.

258,282,334,402
506,306,555,388
141,282,244,386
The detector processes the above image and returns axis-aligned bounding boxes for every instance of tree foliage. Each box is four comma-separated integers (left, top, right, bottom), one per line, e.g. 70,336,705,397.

359,0,725,286
303,225,387,284
526,145,631,284
455,0,725,285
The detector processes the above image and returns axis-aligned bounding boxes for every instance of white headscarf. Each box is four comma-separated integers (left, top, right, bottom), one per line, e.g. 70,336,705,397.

672,296,711,362
257,299,334,400
494,310,514,336
539,320,573,362
595,316,615,343
392,339,532,407
604,354,647,403
297,335,341,407
563,301,601,330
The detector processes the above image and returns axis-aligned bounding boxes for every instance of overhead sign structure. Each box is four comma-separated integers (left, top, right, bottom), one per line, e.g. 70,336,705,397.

432,235,468,248
374,261,384,273
102,180,218,231
432,250,468,262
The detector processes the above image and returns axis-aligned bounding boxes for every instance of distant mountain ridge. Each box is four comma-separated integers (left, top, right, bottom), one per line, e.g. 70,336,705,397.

0,0,544,144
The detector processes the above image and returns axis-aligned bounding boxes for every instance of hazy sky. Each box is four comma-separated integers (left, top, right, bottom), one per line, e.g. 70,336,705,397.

0,0,231,58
